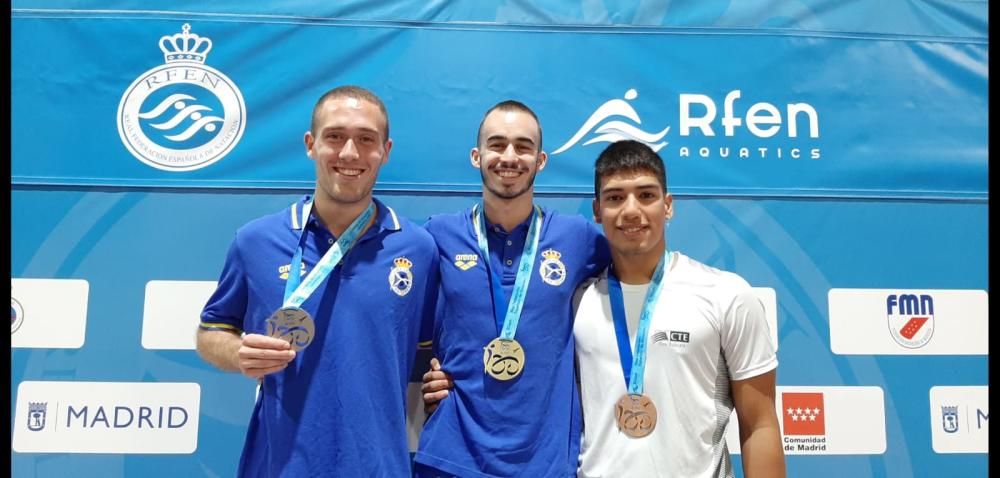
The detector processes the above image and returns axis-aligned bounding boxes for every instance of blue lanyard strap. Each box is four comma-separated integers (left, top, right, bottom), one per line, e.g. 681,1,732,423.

282,200,376,308
607,250,671,395
472,203,543,338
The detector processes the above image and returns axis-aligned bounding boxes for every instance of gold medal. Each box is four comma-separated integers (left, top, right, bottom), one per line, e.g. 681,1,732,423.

482,337,525,380
266,307,315,351
615,393,657,438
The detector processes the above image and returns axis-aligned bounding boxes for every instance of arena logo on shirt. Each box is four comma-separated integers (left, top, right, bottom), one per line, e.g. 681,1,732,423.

453,253,479,271
278,263,307,280
117,23,246,172
12,381,201,454
886,293,934,348
552,88,821,161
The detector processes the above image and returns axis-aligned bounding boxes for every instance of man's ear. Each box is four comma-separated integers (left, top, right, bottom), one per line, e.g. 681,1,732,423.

470,148,481,169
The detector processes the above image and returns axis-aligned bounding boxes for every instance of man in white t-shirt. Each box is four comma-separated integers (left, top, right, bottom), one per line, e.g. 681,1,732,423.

574,139,785,478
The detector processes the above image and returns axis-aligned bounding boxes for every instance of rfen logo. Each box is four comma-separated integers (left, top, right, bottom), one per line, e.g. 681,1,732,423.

12,381,200,454
11,278,89,349
728,386,885,455
552,89,821,161
829,289,987,355
930,386,988,454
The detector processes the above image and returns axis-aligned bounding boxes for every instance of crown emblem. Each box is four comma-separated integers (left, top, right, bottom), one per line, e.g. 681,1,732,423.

541,249,562,261
28,402,46,412
159,23,213,64
394,257,413,269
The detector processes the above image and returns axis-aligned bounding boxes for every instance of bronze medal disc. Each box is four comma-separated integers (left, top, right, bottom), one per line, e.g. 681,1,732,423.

615,393,657,438
266,307,315,351
482,337,525,381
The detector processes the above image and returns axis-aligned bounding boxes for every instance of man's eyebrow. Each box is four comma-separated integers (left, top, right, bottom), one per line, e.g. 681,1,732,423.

486,134,536,146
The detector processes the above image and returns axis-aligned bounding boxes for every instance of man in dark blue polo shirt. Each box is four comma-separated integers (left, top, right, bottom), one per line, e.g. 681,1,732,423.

196,85,439,477
414,101,610,477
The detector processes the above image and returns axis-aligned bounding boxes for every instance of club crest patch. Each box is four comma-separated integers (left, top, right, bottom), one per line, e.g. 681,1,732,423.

539,249,566,286
389,257,414,296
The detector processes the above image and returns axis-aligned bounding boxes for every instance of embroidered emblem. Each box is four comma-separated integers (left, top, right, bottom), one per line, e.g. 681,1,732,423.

539,249,566,286
454,253,479,271
390,257,414,296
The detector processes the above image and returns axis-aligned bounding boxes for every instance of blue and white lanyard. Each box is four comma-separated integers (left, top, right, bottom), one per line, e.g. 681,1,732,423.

607,250,671,395
282,200,375,307
472,203,543,338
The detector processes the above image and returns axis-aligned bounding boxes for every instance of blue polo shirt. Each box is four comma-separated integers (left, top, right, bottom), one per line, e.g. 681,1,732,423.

415,205,610,478
200,195,439,478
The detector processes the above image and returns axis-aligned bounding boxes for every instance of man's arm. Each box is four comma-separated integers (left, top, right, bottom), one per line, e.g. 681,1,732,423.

732,369,786,478
196,328,296,379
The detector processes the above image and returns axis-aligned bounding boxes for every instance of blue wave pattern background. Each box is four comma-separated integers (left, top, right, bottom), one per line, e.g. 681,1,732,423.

10,1,988,477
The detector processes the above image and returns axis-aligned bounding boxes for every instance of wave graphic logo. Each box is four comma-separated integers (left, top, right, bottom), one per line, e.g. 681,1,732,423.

118,24,246,171
552,89,669,155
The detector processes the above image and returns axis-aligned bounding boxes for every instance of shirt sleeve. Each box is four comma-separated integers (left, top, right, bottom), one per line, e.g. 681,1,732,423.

721,288,778,381
199,234,248,334
583,220,612,279
417,248,440,349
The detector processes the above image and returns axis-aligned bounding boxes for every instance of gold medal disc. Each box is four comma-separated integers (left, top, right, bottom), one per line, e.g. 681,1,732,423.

615,393,657,438
482,337,525,380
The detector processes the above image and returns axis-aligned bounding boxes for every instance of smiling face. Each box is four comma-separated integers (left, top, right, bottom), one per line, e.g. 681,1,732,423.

593,170,673,261
471,108,547,201
304,95,392,206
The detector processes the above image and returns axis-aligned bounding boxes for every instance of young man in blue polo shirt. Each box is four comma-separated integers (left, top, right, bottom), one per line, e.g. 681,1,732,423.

195,85,439,477
414,101,610,477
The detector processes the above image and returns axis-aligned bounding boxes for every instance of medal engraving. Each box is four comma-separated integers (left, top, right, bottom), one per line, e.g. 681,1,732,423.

483,337,525,380
615,393,657,438
266,307,315,351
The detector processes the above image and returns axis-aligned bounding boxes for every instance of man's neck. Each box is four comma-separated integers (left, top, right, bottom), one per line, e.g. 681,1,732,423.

611,244,667,285
482,191,534,233
312,191,376,238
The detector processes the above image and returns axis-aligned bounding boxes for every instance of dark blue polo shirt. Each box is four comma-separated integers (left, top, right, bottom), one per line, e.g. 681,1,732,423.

200,195,439,477
415,205,610,478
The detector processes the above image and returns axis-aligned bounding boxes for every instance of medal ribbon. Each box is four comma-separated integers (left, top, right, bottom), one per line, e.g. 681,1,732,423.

472,203,543,338
607,250,671,395
282,199,375,307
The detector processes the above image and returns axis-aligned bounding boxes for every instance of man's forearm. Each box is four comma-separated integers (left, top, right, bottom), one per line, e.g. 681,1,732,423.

740,425,786,478
196,328,242,372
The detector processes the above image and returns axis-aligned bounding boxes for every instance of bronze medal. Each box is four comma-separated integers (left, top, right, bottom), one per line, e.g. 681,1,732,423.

266,307,315,351
615,393,657,438
482,337,525,380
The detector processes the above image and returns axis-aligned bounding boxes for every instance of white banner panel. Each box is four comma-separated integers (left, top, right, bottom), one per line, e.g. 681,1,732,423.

829,289,987,355
929,386,989,454
142,280,218,350
12,381,201,454
11,278,89,349
728,386,885,455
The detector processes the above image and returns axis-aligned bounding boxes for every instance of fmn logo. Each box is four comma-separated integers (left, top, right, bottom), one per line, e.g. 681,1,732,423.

886,293,935,349
118,23,246,172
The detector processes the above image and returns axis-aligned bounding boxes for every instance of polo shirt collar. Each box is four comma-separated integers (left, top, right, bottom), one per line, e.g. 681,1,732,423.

289,195,402,234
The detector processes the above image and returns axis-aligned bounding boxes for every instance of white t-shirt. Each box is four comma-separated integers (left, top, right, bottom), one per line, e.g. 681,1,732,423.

573,251,778,478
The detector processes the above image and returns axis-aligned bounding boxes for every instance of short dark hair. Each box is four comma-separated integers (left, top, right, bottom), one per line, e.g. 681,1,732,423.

594,140,667,197
476,100,543,150
310,85,390,141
